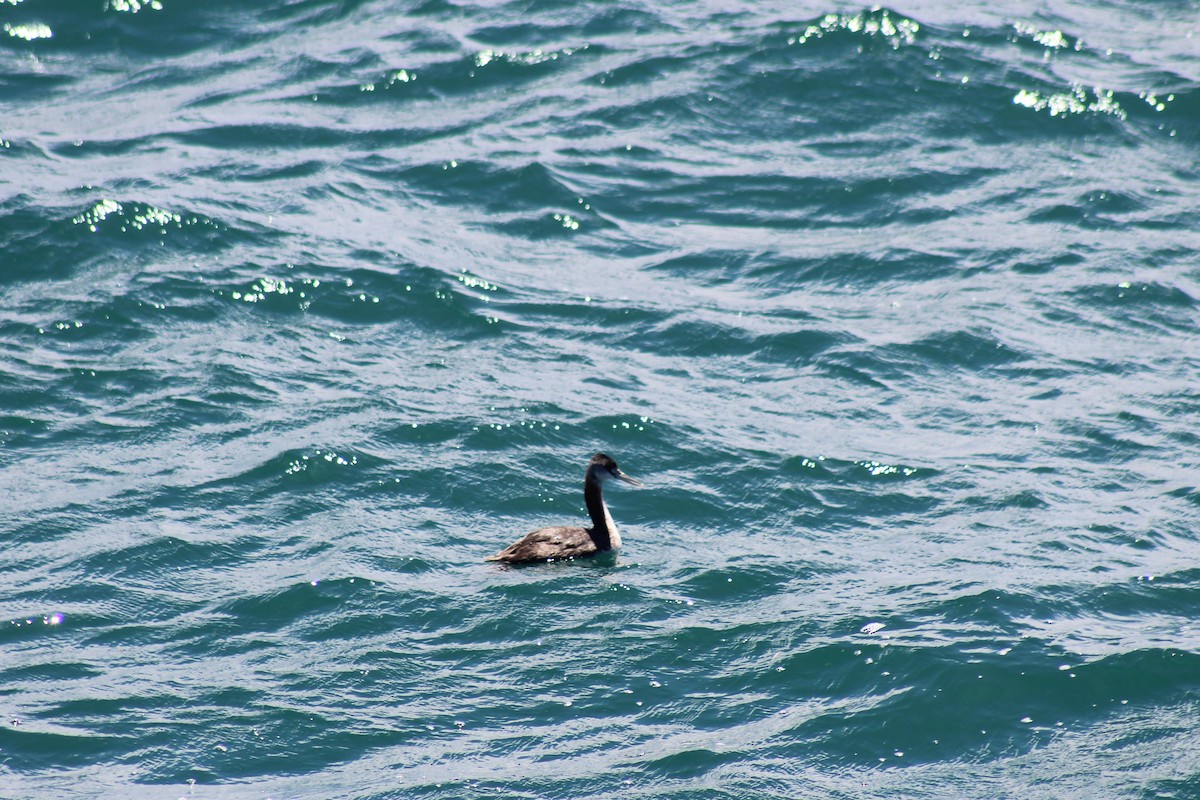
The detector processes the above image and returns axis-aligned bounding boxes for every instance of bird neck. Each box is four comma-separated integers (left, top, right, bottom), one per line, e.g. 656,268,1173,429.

585,478,621,551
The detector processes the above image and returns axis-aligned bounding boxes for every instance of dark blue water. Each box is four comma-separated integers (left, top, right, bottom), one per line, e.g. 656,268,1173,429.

3,1,1200,797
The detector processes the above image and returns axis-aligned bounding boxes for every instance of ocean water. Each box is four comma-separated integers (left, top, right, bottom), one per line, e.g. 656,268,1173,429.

2,0,1199,797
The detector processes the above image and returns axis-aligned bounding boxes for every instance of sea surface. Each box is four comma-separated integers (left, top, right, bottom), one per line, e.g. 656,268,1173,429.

2,1,1199,797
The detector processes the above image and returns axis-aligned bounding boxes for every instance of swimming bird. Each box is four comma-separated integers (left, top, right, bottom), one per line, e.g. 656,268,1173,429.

486,453,643,564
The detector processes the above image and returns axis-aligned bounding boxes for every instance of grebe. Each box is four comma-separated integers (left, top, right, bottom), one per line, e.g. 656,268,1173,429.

486,453,643,564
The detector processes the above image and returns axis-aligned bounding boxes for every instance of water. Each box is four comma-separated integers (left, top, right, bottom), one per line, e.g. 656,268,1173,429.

3,0,1199,797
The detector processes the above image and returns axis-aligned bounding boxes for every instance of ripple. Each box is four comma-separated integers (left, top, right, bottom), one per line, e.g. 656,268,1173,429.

3,0,1200,795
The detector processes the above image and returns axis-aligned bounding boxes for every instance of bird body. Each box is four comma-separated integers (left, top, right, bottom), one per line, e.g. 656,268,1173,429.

487,526,601,562
486,453,641,564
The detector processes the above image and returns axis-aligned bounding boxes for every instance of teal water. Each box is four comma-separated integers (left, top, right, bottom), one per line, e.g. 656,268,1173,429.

3,1,1200,797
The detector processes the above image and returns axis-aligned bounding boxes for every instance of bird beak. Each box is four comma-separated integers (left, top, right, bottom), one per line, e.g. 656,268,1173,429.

616,470,643,487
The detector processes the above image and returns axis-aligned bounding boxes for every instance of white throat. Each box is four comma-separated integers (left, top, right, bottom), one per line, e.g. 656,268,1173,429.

602,499,621,549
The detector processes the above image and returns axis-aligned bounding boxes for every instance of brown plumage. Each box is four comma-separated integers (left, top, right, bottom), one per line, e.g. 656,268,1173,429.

486,453,642,564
